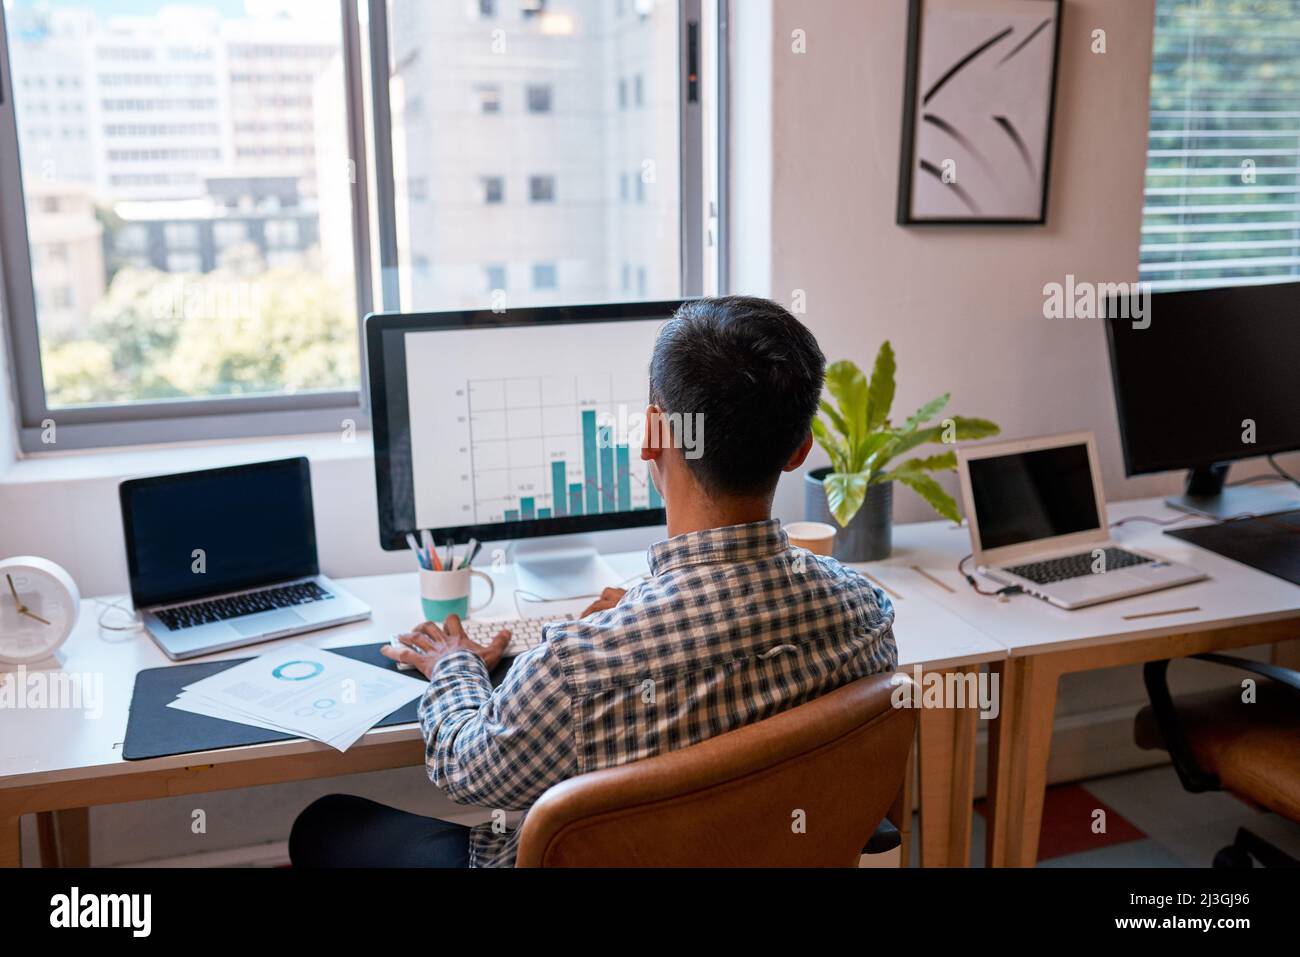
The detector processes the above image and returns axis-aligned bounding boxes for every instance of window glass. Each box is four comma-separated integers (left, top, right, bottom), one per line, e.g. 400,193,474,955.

6,0,360,407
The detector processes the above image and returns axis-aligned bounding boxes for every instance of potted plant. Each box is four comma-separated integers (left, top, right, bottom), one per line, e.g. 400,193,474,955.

805,342,1000,561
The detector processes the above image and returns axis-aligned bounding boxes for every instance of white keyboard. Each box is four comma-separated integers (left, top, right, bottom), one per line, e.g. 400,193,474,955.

388,615,575,669
467,615,574,657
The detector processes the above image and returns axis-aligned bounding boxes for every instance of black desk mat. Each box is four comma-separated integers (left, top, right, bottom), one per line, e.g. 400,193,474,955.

1165,510,1300,587
123,642,509,761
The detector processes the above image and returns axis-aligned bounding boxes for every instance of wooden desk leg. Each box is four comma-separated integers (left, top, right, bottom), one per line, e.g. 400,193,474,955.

985,655,1059,868
37,812,58,865
61,809,91,866
0,804,20,867
917,664,980,867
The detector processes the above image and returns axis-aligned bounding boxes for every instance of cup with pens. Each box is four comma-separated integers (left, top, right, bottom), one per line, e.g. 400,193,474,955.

407,532,491,621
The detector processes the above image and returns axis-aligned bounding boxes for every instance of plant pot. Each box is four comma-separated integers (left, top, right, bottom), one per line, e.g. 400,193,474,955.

804,467,893,562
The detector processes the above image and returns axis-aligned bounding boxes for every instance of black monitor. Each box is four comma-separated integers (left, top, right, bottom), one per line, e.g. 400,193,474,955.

366,302,680,593
1104,280,1300,518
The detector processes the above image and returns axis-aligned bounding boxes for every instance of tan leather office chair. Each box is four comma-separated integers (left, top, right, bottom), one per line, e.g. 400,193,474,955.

1135,653,1300,867
516,672,915,867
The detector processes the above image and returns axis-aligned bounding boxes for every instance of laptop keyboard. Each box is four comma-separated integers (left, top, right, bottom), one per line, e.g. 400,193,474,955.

1004,547,1151,586
155,581,333,631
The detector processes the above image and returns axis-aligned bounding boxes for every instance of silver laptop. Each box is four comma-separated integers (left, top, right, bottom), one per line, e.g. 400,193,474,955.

120,457,371,660
956,432,1206,610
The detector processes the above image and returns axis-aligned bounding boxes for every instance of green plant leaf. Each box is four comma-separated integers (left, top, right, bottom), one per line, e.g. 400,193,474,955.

817,399,849,440
823,360,869,468
824,360,868,425
824,471,869,527
882,416,1002,462
896,472,962,523
853,430,894,475
903,393,949,432
866,341,896,432
876,451,958,483
948,416,1001,441
811,416,849,471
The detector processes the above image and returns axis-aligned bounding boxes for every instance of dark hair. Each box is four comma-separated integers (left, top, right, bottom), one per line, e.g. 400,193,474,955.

649,296,826,497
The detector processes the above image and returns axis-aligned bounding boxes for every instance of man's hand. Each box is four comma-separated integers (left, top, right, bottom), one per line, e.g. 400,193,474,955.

382,614,510,680
580,587,626,619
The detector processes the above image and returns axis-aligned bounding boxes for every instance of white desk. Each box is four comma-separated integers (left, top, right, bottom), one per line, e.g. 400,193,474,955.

0,548,1003,868
863,493,1300,867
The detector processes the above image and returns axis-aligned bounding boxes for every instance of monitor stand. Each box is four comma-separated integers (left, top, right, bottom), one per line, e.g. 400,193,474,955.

1166,463,1300,520
512,543,620,601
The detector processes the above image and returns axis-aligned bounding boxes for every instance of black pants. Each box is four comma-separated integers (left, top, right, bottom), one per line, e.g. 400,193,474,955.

289,794,472,868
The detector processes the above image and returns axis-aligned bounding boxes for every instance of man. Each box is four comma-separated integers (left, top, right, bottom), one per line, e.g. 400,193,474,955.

290,296,897,868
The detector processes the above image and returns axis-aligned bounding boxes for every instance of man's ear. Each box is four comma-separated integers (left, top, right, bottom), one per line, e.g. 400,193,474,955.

641,406,666,463
783,432,814,472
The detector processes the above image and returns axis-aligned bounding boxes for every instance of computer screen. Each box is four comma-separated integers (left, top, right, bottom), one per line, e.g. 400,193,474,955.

968,443,1101,551
1105,281,1300,476
367,303,680,550
120,458,319,607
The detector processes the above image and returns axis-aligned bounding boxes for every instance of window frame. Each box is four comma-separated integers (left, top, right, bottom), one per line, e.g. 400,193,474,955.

0,0,716,453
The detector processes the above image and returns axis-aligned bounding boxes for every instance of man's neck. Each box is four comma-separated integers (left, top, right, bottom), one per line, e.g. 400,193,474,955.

666,495,772,538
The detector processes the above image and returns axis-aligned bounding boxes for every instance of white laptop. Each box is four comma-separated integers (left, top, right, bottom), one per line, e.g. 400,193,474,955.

956,432,1206,610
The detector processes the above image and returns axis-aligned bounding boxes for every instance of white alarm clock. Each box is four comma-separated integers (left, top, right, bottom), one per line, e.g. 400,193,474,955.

0,556,80,664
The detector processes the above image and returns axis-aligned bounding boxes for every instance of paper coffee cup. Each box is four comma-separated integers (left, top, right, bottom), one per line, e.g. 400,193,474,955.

785,521,836,556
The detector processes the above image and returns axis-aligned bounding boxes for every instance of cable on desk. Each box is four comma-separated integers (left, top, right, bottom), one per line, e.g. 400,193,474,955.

957,554,1022,601
1269,454,1300,488
95,596,144,634
1110,513,1199,529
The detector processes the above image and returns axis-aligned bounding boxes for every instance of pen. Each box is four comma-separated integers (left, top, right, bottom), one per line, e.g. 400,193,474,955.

422,530,442,571
465,540,484,568
444,538,454,570
461,538,479,570
405,532,428,570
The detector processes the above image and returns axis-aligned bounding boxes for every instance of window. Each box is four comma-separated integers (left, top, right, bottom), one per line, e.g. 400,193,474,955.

528,174,556,203
264,219,301,248
1,0,717,450
475,84,502,114
1141,0,1300,291
1,0,363,447
163,222,200,249
481,176,505,204
213,220,248,248
532,262,558,289
526,83,552,114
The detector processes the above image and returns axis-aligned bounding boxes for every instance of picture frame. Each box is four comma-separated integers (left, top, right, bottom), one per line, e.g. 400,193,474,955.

897,0,1063,225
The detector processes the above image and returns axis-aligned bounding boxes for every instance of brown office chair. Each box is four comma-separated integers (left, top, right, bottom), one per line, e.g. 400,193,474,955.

515,672,915,867
1135,653,1300,867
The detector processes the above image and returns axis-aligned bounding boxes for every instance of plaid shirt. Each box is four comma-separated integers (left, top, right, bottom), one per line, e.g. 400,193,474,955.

417,519,898,867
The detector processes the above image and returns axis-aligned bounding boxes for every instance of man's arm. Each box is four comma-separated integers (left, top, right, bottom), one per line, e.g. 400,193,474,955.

383,617,575,810
418,644,574,809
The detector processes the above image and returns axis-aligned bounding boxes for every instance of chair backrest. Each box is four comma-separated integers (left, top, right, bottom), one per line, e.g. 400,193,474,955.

515,672,915,867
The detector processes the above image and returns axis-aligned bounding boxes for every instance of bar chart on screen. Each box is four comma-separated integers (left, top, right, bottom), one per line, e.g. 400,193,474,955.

404,317,667,531
467,373,662,525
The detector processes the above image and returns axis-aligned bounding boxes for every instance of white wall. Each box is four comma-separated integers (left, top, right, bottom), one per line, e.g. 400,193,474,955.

754,0,1294,529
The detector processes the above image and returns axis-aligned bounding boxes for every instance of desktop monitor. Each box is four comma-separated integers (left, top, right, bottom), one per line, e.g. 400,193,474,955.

1103,280,1300,518
366,302,681,594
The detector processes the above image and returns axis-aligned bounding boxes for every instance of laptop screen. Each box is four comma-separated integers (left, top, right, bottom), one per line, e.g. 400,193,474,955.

121,458,319,608
967,443,1101,552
